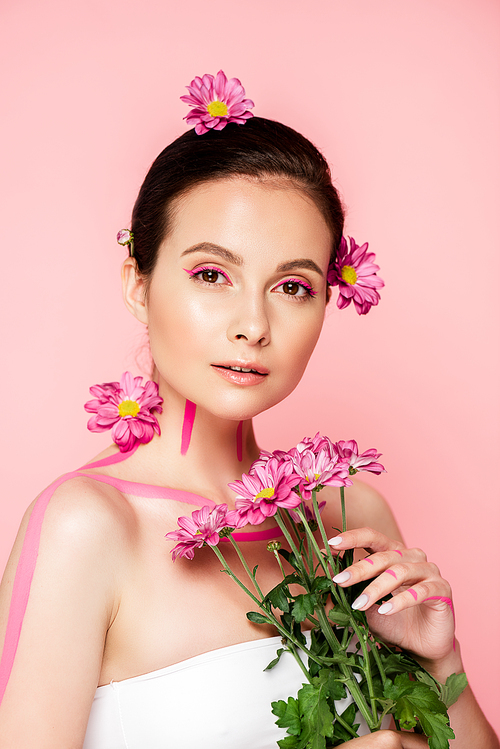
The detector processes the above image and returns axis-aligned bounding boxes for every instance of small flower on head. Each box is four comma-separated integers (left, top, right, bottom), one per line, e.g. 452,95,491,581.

165,504,231,560
228,457,301,526
117,229,135,256
334,440,386,476
327,236,384,315
181,70,254,136
84,371,163,452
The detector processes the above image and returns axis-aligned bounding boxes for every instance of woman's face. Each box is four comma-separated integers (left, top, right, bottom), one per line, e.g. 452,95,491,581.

129,177,332,421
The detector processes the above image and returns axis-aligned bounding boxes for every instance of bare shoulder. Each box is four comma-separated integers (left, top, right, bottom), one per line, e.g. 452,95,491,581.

0,475,136,745
320,479,404,543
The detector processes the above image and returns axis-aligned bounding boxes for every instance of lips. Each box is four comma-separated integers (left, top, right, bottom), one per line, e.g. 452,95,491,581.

212,361,269,376
211,361,269,386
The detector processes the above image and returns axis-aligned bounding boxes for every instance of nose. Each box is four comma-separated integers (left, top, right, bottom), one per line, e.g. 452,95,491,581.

226,294,271,347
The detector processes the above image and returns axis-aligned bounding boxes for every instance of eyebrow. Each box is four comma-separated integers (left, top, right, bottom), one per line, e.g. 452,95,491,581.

181,242,324,277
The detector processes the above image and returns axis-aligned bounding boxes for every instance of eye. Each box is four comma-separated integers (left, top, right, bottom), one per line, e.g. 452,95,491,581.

185,266,231,286
273,278,316,299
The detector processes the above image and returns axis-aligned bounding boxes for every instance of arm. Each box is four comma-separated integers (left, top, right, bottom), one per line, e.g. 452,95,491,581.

324,482,498,749
0,477,124,748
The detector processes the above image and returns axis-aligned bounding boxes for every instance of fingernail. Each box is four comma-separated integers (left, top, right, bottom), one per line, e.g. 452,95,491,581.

328,536,343,546
352,594,369,610
333,570,351,584
378,602,393,615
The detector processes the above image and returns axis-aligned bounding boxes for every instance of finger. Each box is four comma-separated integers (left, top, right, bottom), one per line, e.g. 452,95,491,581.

344,563,451,613
377,586,455,620
342,730,428,748
328,527,405,555
332,547,427,588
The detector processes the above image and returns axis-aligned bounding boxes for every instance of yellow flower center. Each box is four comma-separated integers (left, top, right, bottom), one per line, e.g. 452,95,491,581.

207,100,228,118
256,487,275,501
341,265,357,285
118,399,140,418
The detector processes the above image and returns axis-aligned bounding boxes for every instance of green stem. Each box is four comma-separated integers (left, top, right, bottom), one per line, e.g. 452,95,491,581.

370,638,387,684
315,607,375,730
287,641,313,684
340,486,347,534
274,510,309,580
312,493,341,579
294,506,344,609
210,544,324,666
273,549,286,578
228,535,264,599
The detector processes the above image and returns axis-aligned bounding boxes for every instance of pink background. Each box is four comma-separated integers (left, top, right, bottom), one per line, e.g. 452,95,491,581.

1,0,499,732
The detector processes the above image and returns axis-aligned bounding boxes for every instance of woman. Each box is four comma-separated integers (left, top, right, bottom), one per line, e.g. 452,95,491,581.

0,73,497,748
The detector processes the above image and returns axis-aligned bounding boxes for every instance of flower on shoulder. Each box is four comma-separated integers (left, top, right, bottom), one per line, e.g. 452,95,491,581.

165,504,232,560
290,446,352,500
84,371,163,452
327,236,384,315
181,70,254,135
334,440,386,476
228,457,301,525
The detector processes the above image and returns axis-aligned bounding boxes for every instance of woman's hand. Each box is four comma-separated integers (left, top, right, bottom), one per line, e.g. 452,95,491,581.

339,730,429,747
329,527,456,668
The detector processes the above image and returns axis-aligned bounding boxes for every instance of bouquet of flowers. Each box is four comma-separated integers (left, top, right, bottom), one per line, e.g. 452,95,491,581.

166,435,466,749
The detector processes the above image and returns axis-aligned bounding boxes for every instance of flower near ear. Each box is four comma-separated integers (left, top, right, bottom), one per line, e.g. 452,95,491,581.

84,371,163,452
327,237,384,315
181,70,254,135
228,457,301,525
290,447,352,500
334,440,385,475
165,505,232,560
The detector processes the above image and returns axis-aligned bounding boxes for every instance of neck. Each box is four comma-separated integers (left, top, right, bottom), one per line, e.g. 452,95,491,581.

133,386,261,505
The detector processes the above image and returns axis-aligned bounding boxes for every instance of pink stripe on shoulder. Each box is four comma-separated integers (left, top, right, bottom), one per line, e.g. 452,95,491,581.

79,445,139,470
0,471,81,705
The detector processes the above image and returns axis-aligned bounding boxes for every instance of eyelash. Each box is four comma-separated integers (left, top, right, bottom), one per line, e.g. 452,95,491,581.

272,278,317,300
184,266,232,286
184,267,317,299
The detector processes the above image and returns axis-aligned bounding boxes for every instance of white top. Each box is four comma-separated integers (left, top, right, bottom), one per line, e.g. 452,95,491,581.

83,635,369,748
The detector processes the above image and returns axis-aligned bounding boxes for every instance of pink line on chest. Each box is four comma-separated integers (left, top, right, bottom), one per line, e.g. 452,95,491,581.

180,399,196,456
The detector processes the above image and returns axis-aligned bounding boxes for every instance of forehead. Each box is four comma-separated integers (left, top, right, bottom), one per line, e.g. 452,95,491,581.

163,177,333,267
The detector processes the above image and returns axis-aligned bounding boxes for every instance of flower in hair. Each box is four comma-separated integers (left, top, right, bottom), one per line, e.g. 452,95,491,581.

84,372,163,452
327,237,384,315
181,70,254,135
117,229,135,256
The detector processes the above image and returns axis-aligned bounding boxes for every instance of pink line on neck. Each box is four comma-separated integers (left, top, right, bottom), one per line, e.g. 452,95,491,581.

180,399,196,456
236,421,243,462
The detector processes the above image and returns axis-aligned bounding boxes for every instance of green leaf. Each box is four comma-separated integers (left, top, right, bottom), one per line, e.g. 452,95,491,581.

252,564,259,577
272,697,302,735
265,582,291,613
277,736,299,749
298,681,334,740
312,576,333,593
339,702,357,727
278,548,302,572
439,673,468,708
246,610,270,624
265,648,285,671
327,609,351,627
292,594,316,622
419,712,455,749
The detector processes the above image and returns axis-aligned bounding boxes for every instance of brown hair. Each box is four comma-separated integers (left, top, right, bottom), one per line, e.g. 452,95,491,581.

131,117,344,282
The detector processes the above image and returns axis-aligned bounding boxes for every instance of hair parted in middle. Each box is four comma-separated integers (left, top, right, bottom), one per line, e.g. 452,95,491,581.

130,117,345,285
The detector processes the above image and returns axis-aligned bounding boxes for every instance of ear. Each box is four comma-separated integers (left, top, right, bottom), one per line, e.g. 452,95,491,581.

326,284,332,304
122,258,148,324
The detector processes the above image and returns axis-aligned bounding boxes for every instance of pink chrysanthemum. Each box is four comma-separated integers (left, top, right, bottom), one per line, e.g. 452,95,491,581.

334,440,386,476
165,504,231,561
249,449,291,473
228,457,301,526
327,236,384,315
84,371,163,452
290,447,352,500
181,70,254,135
293,433,335,459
